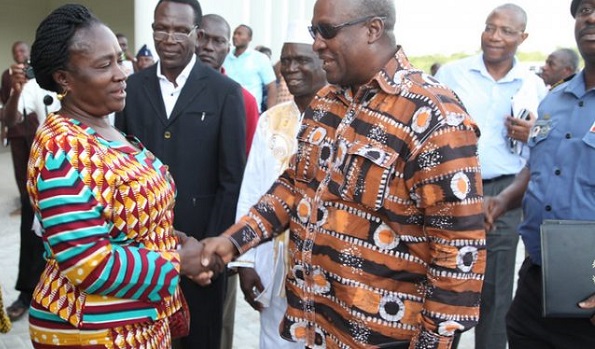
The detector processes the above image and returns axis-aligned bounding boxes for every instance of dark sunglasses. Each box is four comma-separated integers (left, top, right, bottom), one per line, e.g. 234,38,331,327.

308,15,383,40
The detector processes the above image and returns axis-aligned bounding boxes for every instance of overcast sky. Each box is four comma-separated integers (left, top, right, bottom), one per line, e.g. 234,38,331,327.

394,0,576,56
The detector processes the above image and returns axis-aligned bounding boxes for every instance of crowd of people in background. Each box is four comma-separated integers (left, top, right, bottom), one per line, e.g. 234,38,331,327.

0,0,594,348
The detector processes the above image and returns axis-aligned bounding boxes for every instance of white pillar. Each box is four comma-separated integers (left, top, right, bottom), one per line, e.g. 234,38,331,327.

134,0,159,55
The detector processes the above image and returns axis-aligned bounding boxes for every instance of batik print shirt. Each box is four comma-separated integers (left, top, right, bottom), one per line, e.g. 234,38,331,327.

225,48,486,349
27,113,182,329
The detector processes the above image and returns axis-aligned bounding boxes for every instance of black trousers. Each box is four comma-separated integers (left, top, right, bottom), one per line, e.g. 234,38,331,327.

506,257,595,349
10,136,45,300
178,273,227,349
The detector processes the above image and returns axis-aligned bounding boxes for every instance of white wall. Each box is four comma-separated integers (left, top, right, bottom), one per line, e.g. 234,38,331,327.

199,0,316,62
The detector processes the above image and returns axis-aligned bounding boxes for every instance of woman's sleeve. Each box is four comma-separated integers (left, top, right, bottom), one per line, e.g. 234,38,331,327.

32,135,179,303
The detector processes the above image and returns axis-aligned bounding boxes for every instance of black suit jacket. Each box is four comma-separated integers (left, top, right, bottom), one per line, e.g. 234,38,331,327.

115,59,246,241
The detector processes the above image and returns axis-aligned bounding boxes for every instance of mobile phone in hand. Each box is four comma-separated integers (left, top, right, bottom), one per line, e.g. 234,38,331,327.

516,109,530,121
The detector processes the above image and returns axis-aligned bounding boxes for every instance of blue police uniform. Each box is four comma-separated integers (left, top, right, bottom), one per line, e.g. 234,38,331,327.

507,71,595,348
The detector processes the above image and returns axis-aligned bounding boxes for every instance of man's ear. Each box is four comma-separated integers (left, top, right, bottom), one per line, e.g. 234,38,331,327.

519,32,529,45
367,17,385,44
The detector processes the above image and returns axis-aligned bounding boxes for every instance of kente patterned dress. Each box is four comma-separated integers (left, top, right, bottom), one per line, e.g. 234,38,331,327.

26,113,181,349
224,48,486,349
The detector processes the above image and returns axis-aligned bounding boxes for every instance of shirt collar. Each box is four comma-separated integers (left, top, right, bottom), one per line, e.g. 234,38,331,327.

563,70,589,98
470,54,523,83
156,54,197,85
321,46,412,102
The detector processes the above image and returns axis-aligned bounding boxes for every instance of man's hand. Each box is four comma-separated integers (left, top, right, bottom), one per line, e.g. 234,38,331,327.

506,111,536,143
186,252,225,286
9,63,27,95
238,267,264,311
484,195,507,232
178,236,212,278
201,236,238,266
578,294,595,325
187,236,238,286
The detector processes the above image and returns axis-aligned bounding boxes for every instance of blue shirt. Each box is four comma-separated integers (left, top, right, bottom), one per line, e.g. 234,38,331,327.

436,54,547,179
223,49,276,111
520,71,595,265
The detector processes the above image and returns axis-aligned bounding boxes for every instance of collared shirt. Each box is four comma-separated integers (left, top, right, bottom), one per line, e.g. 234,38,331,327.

519,71,595,265
225,48,486,349
223,48,276,111
157,54,196,118
435,54,547,179
17,79,60,124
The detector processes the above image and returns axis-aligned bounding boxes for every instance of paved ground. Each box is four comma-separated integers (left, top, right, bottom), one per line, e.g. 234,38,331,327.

0,148,523,348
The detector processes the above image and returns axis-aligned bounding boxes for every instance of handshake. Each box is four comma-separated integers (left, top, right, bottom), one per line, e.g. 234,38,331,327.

176,231,238,286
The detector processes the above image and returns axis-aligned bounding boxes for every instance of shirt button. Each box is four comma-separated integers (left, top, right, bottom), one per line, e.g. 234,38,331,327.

565,133,572,139
164,131,172,139
579,100,584,107
545,205,552,211
554,169,561,176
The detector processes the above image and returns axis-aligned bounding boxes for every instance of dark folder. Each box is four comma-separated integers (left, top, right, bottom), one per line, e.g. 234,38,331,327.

540,220,595,317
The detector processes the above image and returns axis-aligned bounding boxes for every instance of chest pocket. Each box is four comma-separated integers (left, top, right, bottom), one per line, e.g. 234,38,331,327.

578,132,595,188
339,143,397,211
527,119,554,148
294,125,327,183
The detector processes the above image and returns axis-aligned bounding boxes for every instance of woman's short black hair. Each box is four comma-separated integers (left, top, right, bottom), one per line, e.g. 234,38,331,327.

30,4,101,93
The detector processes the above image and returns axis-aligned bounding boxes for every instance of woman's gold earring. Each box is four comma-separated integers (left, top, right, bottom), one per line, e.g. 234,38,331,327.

57,90,68,101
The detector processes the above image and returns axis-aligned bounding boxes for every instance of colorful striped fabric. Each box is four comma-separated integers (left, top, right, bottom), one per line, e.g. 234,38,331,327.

29,299,171,348
27,113,182,335
225,48,486,349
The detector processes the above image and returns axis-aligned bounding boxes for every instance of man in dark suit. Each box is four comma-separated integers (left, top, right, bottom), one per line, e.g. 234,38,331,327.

115,0,246,348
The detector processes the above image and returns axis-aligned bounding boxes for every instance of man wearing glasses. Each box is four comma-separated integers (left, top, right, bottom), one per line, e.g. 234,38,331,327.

435,4,547,349
115,1,246,348
199,0,486,348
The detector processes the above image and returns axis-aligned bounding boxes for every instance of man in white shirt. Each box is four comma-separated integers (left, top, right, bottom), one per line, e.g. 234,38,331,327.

435,4,547,349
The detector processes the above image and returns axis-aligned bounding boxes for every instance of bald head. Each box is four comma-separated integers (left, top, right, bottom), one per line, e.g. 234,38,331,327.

541,48,580,86
554,48,580,72
489,3,527,31
202,14,231,39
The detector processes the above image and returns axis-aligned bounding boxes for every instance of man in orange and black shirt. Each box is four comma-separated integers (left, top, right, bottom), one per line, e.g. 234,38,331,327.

199,0,486,348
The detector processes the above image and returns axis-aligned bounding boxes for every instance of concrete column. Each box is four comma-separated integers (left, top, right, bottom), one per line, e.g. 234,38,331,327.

134,0,158,55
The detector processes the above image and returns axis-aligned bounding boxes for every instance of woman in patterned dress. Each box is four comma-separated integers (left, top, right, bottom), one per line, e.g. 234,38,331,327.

25,4,210,348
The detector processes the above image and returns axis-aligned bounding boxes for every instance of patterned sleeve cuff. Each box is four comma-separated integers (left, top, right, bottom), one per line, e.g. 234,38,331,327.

223,221,262,255
409,329,454,349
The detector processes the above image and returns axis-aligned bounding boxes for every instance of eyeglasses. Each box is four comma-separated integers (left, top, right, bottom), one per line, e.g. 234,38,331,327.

577,4,595,17
153,26,197,43
483,24,523,39
308,15,381,40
